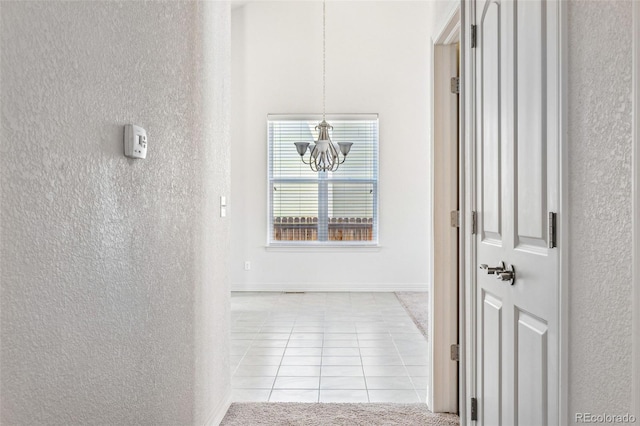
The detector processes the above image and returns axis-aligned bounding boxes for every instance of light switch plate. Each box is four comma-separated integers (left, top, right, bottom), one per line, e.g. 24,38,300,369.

220,196,227,217
124,124,147,159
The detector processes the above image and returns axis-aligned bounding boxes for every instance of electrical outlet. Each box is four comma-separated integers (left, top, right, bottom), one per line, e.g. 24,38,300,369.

244,261,251,271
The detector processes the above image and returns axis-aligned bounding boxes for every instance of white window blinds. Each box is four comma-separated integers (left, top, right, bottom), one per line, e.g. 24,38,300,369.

268,114,379,245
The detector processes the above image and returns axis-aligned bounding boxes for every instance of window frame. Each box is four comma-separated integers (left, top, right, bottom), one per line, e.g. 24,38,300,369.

267,113,379,247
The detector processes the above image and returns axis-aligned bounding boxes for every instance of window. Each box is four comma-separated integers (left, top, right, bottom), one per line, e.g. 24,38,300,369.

268,114,379,246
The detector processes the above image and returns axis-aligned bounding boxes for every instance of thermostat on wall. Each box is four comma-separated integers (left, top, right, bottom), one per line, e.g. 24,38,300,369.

124,124,147,159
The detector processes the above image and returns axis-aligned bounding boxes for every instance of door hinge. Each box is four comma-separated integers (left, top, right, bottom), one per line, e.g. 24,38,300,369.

471,25,477,48
450,210,461,228
450,344,459,361
548,212,557,248
450,77,460,94
471,211,477,234
471,397,478,421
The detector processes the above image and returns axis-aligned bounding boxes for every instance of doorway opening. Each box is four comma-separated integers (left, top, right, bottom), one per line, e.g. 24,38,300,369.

430,3,463,416
229,0,463,415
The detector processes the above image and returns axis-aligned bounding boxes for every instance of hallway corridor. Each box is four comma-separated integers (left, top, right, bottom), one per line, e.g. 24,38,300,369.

230,292,429,403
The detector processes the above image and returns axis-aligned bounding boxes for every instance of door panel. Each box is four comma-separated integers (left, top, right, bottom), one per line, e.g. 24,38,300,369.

516,309,548,426
480,1,502,240
516,0,547,246
474,0,559,424
482,291,502,426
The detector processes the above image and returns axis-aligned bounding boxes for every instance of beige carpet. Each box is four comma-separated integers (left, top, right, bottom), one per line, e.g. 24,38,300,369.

220,402,459,425
395,292,429,339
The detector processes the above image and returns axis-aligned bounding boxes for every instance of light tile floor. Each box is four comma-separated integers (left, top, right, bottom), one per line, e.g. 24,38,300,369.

231,292,429,403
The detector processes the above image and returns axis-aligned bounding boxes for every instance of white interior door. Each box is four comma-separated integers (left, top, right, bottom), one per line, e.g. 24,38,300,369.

474,0,560,424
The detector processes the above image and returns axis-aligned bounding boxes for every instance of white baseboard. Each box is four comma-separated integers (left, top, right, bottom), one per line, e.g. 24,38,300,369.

231,282,430,292
204,390,232,426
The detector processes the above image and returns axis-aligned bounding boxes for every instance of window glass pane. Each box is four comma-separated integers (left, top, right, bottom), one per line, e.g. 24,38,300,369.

272,182,319,218
270,121,318,180
328,121,378,180
271,182,319,242
328,182,375,242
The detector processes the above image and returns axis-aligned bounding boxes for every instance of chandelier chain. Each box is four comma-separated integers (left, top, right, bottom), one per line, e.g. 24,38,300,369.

292,0,351,172
322,0,326,121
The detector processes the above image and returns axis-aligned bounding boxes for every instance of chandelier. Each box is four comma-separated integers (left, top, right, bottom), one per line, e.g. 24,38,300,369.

294,1,352,172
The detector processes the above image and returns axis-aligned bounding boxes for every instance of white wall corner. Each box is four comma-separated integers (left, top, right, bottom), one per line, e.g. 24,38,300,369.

558,0,570,423
633,0,640,418
204,391,232,426
433,2,461,44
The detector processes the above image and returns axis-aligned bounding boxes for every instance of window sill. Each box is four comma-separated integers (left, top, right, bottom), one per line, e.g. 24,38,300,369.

265,244,381,252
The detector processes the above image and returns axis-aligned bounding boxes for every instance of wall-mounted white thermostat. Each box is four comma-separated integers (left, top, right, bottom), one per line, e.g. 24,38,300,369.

124,124,147,159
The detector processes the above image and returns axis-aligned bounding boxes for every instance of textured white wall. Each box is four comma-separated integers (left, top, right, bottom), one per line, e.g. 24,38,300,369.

231,1,432,291
634,1,640,417
0,2,231,425
191,3,232,425
568,0,634,420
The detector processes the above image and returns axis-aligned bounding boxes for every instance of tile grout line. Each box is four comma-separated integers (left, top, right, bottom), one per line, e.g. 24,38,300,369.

318,314,325,403
399,326,427,401
354,295,372,403
230,312,266,384
267,304,296,402
387,304,422,403
356,316,371,402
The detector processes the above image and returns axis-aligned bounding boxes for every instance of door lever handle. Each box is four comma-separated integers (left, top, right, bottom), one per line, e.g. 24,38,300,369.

496,264,516,285
479,261,505,275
